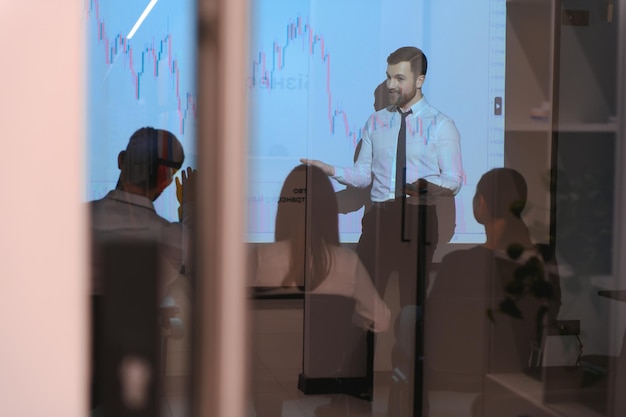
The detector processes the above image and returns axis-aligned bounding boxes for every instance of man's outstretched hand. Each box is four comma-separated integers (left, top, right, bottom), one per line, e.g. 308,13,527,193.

300,158,335,176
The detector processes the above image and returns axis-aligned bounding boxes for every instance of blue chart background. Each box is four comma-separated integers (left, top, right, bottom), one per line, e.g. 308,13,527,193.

85,0,505,240
247,0,506,243
86,0,197,221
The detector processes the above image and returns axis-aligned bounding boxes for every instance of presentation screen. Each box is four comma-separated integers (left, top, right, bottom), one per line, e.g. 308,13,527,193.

85,0,197,219
247,0,506,244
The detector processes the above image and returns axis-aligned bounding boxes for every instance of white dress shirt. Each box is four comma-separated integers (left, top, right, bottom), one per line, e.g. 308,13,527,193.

333,97,464,203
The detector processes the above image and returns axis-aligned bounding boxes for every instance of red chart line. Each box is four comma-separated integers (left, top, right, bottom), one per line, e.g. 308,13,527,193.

250,17,360,148
85,0,197,136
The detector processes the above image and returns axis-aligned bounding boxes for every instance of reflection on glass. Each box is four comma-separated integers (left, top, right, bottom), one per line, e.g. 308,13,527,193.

247,0,508,415
252,164,390,333
86,0,197,219
247,0,624,416
424,168,562,415
86,0,197,415
246,0,506,245
249,164,390,415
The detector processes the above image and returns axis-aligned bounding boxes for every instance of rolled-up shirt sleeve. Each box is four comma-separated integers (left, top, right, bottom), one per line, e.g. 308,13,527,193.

333,99,464,201
423,118,463,195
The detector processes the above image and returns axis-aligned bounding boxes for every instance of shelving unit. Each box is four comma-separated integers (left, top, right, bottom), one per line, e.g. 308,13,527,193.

498,0,620,415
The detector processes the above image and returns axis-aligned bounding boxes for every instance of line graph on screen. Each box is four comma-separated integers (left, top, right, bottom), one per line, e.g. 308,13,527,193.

86,0,196,221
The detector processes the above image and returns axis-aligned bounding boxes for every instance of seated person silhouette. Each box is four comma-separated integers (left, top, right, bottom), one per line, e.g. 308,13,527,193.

388,168,561,416
252,164,390,332
89,127,195,412
250,164,390,415
91,127,195,296
417,168,561,416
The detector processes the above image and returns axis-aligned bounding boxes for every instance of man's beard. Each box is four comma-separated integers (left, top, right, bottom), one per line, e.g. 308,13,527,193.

389,86,418,108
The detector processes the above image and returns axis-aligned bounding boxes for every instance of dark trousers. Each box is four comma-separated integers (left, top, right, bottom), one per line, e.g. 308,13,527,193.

357,200,440,417
356,200,438,308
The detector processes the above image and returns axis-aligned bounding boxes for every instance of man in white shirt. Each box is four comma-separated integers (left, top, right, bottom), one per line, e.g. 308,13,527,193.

303,46,464,307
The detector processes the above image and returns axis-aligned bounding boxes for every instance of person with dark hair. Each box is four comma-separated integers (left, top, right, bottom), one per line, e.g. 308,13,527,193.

252,164,390,332
302,46,464,307
116,128,184,197
91,127,195,295
414,168,561,416
474,167,528,224
274,162,340,290
89,127,195,411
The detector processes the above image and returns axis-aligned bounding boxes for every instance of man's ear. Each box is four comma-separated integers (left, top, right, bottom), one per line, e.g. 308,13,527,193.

415,74,425,89
118,151,126,170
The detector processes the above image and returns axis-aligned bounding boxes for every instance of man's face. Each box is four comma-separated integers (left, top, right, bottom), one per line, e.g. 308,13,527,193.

386,61,424,109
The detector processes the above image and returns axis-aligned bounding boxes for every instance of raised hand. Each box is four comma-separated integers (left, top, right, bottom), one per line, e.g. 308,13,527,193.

176,167,197,221
176,167,197,203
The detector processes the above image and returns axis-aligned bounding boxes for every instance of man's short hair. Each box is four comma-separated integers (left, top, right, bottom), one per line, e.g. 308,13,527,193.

387,46,428,78
120,127,184,190
476,168,527,219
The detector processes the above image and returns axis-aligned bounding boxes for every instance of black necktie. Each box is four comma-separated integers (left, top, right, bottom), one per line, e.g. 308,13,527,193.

395,109,412,197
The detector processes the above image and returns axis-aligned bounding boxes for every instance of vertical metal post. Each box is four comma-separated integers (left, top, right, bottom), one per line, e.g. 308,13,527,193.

413,196,428,417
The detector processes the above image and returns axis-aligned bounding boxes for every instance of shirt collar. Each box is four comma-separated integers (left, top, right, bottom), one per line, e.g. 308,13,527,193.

402,96,427,114
105,189,156,211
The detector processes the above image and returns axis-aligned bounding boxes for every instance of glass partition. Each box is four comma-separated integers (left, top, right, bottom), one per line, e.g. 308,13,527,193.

246,1,515,416
85,0,197,415
246,1,626,417
83,0,626,415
